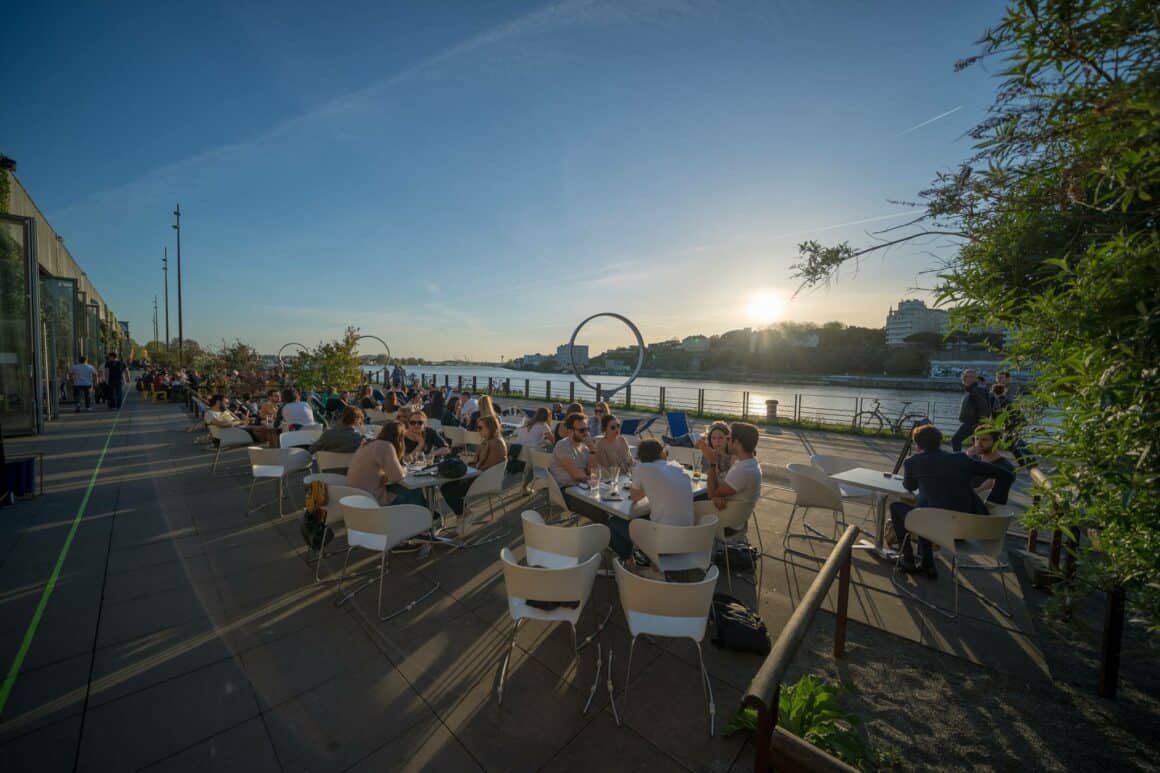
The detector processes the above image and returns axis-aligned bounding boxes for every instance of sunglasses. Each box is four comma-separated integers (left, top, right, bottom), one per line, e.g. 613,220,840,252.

408,420,424,426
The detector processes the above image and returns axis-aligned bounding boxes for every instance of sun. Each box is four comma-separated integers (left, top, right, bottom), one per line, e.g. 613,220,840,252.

745,289,787,326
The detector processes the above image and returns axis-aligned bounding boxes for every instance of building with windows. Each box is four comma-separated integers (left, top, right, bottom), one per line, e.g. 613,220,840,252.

555,343,589,366
885,299,949,347
2,160,125,435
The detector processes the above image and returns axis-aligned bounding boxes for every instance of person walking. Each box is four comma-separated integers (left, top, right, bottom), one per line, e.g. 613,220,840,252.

103,352,129,410
68,355,98,412
951,368,992,452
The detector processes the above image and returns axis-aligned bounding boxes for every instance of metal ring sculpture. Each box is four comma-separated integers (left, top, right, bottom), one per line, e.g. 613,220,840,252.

276,341,308,368
568,312,645,397
352,334,391,365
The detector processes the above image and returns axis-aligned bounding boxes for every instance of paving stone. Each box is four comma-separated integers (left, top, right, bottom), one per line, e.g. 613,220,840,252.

139,716,280,773
344,714,483,773
96,581,224,649
101,553,215,603
0,715,82,773
76,658,260,772
0,652,90,743
542,713,685,772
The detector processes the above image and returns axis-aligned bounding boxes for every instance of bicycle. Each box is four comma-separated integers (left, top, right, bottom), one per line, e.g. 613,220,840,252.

852,399,929,436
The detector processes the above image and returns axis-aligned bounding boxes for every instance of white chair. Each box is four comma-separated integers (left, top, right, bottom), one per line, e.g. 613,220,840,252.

497,548,602,706
695,499,761,592
614,559,719,734
629,514,719,575
892,507,1016,618
280,428,323,449
520,510,609,569
363,409,386,425
210,426,259,473
527,448,556,505
442,425,466,450
459,464,508,542
664,446,699,469
809,454,874,501
246,447,312,516
784,463,848,558
308,482,375,582
334,496,440,620
315,450,355,473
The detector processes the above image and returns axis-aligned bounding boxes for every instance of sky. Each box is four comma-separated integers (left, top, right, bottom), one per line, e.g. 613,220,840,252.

2,0,1009,360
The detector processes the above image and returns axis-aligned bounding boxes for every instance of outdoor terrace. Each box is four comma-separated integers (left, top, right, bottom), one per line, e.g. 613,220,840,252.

0,396,1155,771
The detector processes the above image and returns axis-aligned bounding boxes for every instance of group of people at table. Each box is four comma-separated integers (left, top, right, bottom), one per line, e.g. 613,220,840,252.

200,382,1020,579
202,386,765,562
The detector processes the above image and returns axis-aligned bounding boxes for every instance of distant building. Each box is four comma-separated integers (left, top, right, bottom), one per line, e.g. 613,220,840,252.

886,299,949,347
786,332,820,348
555,344,589,366
680,335,710,353
516,353,548,367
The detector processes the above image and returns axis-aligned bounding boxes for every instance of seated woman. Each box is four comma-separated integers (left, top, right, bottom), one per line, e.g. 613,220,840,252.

357,384,379,410
424,389,445,422
513,407,554,450
345,421,426,506
466,394,499,431
592,413,633,475
441,416,506,518
406,390,424,412
402,411,450,462
699,421,734,476
588,401,610,437
551,402,565,421
277,388,318,430
441,396,462,428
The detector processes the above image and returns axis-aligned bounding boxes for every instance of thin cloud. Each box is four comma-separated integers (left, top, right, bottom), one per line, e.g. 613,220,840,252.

894,105,962,137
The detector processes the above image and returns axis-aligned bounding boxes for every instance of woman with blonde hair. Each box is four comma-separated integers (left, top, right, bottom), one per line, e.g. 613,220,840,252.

345,421,426,505
442,415,506,517
466,394,498,431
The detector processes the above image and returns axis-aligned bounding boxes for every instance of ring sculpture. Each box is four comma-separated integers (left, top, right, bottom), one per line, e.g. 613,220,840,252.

568,312,645,397
352,334,391,365
276,341,308,368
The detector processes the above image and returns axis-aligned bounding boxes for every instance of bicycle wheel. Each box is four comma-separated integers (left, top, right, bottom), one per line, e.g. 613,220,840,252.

852,411,884,433
896,414,929,436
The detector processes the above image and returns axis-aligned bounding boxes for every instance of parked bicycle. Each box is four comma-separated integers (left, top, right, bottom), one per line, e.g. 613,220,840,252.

852,399,929,436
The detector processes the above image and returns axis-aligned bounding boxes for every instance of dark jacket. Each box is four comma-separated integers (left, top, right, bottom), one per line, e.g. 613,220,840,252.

902,449,1015,514
958,383,993,425
309,427,364,454
404,427,448,456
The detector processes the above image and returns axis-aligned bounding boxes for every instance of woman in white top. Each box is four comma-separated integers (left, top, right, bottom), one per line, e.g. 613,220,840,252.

278,387,317,430
514,407,554,450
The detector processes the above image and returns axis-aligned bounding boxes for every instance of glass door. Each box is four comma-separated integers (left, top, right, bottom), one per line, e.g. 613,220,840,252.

0,214,41,436
40,276,77,420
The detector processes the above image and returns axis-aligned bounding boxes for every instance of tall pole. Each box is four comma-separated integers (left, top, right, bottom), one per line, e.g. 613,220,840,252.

153,296,159,345
172,204,184,367
162,247,170,354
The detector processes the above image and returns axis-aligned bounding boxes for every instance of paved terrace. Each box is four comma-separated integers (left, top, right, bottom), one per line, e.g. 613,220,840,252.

0,395,1149,771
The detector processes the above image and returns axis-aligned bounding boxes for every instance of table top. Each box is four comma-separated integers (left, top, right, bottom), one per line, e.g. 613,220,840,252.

829,467,912,496
566,469,709,520
400,465,481,489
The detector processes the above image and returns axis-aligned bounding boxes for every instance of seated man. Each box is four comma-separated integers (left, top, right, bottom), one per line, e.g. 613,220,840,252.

549,412,594,490
891,424,1016,577
258,389,280,424
608,439,694,562
696,421,762,511
309,406,367,455
965,428,1016,505
204,394,243,428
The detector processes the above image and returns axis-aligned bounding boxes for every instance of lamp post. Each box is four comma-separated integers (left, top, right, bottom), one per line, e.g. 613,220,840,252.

162,247,171,355
172,204,184,367
153,296,159,345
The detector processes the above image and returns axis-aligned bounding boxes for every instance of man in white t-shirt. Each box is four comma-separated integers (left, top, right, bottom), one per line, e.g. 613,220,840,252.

697,421,762,510
605,439,695,562
68,356,99,412
458,390,479,421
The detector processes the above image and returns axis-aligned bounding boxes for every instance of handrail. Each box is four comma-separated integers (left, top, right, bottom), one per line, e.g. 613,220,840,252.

743,525,861,772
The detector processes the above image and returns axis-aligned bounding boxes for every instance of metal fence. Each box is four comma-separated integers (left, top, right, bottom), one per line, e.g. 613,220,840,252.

412,372,961,433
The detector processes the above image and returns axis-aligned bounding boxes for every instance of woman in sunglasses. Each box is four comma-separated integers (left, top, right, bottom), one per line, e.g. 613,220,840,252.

402,410,449,462
592,413,633,474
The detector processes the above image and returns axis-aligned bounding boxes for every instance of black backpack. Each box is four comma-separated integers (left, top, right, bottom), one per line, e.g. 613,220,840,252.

709,593,771,655
713,542,760,571
436,455,468,479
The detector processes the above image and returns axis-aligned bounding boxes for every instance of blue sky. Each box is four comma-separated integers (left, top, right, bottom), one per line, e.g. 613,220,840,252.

3,0,1008,360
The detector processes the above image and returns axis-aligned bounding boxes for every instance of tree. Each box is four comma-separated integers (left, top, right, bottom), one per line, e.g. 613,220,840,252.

285,326,365,393
792,0,1160,628
903,332,945,350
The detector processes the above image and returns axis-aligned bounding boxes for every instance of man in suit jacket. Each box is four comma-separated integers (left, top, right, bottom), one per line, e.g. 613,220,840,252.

951,369,993,452
891,424,1016,576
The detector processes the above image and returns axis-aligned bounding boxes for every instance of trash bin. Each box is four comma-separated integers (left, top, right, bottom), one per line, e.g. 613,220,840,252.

765,400,779,424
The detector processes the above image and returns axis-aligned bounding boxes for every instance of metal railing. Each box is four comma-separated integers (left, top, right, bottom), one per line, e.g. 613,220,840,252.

409,372,960,433
744,525,861,772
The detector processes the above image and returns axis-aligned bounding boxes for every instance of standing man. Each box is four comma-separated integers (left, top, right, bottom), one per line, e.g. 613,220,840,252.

104,352,129,410
951,368,992,452
68,355,98,412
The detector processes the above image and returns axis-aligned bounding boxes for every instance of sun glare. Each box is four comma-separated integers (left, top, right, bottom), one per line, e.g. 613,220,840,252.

746,289,787,326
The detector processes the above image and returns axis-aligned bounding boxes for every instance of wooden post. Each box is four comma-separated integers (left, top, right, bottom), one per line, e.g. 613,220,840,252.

1049,528,1063,572
596,383,603,403
624,384,631,408
742,391,749,419
753,702,774,773
457,375,463,391
444,375,449,387
525,378,530,398
1098,584,1125,699
659,386,666,412
504,378,511,396
697,388,704,415
834,550,851,659
472,376,478,392
546,381,551,400
569,381,575,402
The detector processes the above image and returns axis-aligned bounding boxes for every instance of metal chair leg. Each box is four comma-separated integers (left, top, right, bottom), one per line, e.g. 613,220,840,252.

695,640,716,736
213,446,222,472
497,618,522,705
619,636,637,726
723,538,734,593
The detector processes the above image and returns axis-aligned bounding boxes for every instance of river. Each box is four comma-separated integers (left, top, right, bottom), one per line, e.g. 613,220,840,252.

365,365,969,432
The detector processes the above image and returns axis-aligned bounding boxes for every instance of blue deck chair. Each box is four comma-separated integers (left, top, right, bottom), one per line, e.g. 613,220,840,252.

523,408,536,419
621,416,661,439
665,411,691,438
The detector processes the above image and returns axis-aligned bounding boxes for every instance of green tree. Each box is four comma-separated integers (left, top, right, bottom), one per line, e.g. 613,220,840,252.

286,326,364,393
792,0,1160,628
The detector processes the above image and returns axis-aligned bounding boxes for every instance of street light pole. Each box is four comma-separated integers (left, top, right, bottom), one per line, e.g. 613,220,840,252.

162,247,171,355
172,204,184,367
153,296,159,345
